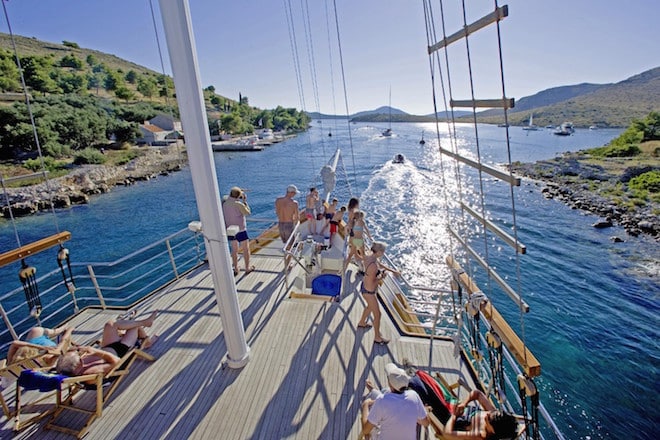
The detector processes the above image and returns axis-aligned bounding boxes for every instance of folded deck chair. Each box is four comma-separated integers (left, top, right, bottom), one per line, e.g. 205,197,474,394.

15,346,154,438
1,353,58,429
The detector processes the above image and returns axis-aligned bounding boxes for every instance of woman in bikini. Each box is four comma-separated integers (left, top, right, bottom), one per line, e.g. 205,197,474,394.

56,312,159,378
343,210,372,273
357,241,400,345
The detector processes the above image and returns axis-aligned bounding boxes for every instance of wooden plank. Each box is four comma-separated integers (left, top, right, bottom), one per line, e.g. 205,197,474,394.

446,256,541,377
428,5,508,53
448,229,529,312
437,146,521,186
450,98,515,109
0,231,71,267
1,241,470,440
460,202,527,254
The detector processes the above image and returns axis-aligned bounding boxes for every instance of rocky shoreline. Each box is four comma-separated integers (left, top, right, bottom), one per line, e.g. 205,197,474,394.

2,147,187,218
510,154,659,239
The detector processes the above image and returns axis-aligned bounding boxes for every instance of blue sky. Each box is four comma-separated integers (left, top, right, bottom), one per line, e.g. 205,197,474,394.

1,0,658,115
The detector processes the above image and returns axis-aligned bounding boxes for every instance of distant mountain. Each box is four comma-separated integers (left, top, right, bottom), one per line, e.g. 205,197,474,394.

424,110,472,119
476,66,660,127
308,106,438,123
352,106,408,118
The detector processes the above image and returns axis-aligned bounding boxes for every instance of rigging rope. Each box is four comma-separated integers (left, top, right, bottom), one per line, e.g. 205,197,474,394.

19,260,41,321
424,1,534,424
283,0,316,177
300,0,327,160
1,0,61,240
323,0,340,150
493,0,528,365
331,0,358,192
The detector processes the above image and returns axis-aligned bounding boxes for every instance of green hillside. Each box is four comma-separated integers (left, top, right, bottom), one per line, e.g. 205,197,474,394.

0,33,308,164
476,67,660,127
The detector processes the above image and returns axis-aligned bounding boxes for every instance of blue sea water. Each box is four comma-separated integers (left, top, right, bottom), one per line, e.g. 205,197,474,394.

1,121,658,439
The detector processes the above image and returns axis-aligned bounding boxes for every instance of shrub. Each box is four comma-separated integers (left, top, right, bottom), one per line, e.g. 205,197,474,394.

23,156,67,173
590,144,641,158
629,170,660,193
112,150,139,165
73,148,106,165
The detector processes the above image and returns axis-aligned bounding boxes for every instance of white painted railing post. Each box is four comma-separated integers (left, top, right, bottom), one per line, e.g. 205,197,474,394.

166,239,179,279
87,265,106,309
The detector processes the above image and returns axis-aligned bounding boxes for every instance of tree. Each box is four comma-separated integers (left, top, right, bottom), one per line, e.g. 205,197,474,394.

60,54,83,69
0,54,20,91
86,54,98,66
115,87,135,102
86,72,103,95
104,70,124,91
62,41,80,49
205,85,215,93
125,70,138,84
108,120,140,144
157,74,174,97
21,55,60,94
57,71,85,93
210,95,222,107
137,76,157,98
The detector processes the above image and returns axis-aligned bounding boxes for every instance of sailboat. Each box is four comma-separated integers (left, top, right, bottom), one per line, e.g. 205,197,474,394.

522,112,540,130
0,2,565,439
382,87,393,137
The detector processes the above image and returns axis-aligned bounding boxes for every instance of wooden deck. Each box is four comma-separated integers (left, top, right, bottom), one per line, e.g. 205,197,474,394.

1,238,475,439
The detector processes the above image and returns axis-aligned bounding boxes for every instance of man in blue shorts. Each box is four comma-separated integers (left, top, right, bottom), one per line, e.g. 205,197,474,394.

223,186,254,276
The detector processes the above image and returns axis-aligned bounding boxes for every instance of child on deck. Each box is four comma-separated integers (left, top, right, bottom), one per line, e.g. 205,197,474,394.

328,205,346,245
322,198,339,235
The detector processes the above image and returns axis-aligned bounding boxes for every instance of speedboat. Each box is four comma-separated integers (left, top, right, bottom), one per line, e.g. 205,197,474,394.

392,153,405,163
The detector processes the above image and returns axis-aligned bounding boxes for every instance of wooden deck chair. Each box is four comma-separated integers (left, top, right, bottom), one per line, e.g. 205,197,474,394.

16,346,154,438
423,371,525,439
1,353,57,428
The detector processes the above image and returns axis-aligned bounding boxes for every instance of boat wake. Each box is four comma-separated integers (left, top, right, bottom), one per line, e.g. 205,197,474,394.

361,160,454,303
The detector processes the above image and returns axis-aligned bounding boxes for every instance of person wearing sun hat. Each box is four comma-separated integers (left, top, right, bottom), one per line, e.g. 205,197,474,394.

275,184,300,243
361,362,429,439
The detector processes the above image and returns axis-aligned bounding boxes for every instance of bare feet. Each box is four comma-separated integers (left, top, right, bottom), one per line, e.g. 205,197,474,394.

141,334,159,350
143,311,158,327
365,379,375,391
245,265,256,274
373,338,390,345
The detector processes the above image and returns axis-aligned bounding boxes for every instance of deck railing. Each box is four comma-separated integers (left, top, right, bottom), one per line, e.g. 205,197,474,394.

0,227,206,355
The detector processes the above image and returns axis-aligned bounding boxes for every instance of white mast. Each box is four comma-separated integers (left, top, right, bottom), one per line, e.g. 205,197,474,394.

158,0,250,368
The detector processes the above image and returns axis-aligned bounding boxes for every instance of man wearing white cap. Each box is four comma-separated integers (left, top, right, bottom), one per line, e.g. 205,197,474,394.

361,362,429,439
275,184,300,243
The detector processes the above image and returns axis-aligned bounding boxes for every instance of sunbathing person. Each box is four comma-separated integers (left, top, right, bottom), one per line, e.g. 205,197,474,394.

404,364,519,440
56,312,158,377
440,389,518,440
7,325,75,366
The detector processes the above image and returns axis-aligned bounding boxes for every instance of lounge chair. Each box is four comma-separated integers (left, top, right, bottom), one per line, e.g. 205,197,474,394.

1,353,57,429
14,346,155,438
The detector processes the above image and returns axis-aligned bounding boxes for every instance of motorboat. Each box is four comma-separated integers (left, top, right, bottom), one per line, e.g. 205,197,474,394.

554,122,575,136
392,153,405,163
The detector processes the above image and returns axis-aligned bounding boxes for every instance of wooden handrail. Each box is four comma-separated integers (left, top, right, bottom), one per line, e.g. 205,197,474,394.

447,255,541,377
0,231,71,268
